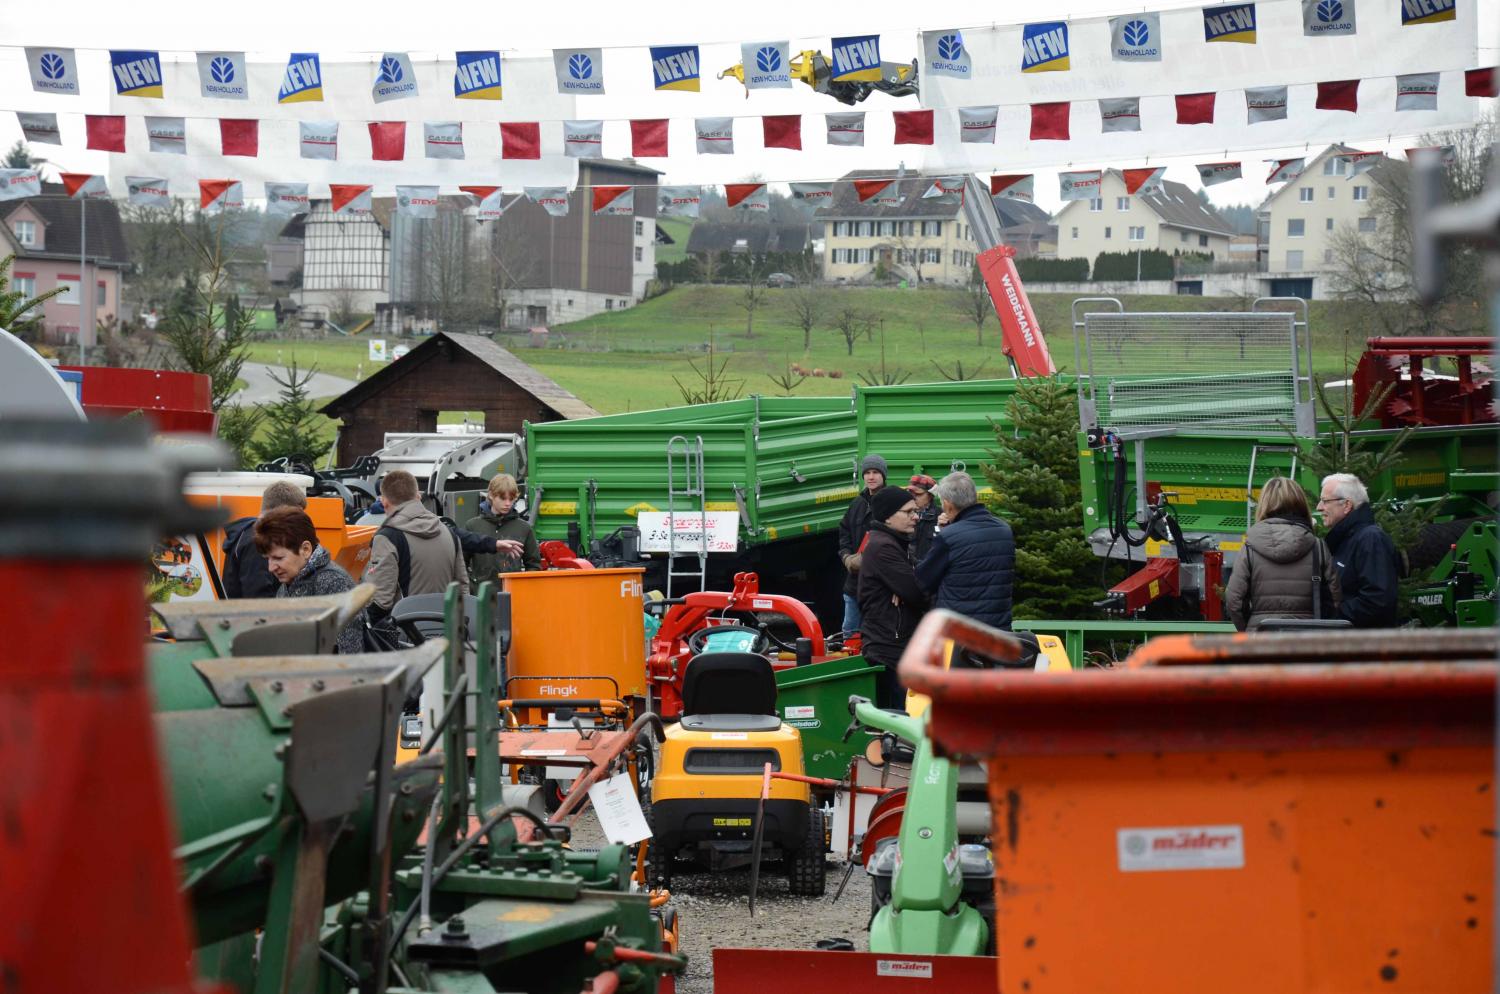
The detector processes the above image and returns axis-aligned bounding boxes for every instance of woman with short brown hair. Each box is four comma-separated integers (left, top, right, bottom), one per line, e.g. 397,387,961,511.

1224,477,1340,631
254,506,365,653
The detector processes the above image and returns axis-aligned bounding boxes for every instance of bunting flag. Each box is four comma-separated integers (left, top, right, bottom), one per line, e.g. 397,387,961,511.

1303,0,1356,35
85,115,126,153
220,119,258,157
657,185,703,217
990,174,1034,201
501,122,541,160
265,182,310,216
61,173,109,199
372,52,419,103
695,117,734,154
831,34,883,83
826,112,865,146
369,122,407,160
1123,166,1167,195
1197,160,1244,185
425,122,464,159
1110,13,1162,61
455,51,502,100
197,52,248,100
650,44,701,91
1030,102,1070,140
1099,97,1142,132
854,178,898,205
1406,144,1456,165
1203,3,1258,43
1059,169,1103,201
526,187,571,217
396,185,440,218
1402,0,1455,25
279,53,324,103
1177,92,1216,124
0,169,43,202
331,183,373,217
1266,157,1305,183
300,121,338,160
592,186,634,216
125,176,170,208
110,50,164,98
789,181,835,210
1467,68,1498,97
461,185,506,220
922,29,972,80
1246,85,1289,122
146,117,186,154
554,49,604,94
922,177,966,205
958,106,998,143
17,112,60,145
199,179,244,215
893,110,934,145
741,42,792,89
26,47,80,95
631,119,669,157
1021,21,1071,73
1341,150,1383,175
726,183,770,212
1316,79,1359,111
763,114,802,150
564,120,604,158
1396,72,1439,109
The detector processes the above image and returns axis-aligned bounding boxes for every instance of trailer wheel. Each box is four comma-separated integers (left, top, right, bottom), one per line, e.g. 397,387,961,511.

786,807,827,896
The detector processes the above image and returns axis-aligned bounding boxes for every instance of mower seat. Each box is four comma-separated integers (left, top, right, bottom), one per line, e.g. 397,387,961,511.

680,651,782,733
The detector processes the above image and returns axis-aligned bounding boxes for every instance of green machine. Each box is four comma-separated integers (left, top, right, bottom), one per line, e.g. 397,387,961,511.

1412,518,1498,628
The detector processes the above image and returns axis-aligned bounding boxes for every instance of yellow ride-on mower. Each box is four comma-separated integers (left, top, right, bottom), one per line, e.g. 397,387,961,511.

647,651,826,896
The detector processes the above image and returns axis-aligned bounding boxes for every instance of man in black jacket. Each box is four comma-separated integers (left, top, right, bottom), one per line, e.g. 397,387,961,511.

836,453,887,636
907,474,939,563
222,480,308,598
1318,473,1401,627
858,486,928,709
916,471,1015,633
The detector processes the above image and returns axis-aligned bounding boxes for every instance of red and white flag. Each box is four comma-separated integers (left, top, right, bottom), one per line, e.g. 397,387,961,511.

526,187,570,217
200,179,244,215
695,117,734,154
425,122,465,159
368,122,406,161
725,183,769,212
265,182,310,216
1059,170,1102,201
461,186,507,221
1316,79,1359,112
958,106,997,143
0,168,43,202
397,185,439,218
657,186,702,218
85,115,126,153
1196,161,1243,186
1266,158,1305,184
762,114,801,150
854,178,899,206
631,119,669,157
17,112,60,146
826,112,865,146
922,176,966,205
592,186,634,216
501,122,541,160
564,119,604,158
61,173,109,199
1123,166,1166,196
1340,151,1383,176
1099,97,1141,132
789,182,835,211
300,121,338,160
1030,102,1070,140
331,183,373,217
220,119,258,157
1245,85,1287,123
990,174,1034,201
146,116,186,155
1395,72,1438,110
1405,145,1456,166
893,110,934,145
125,176,170,208
1176,92,1215,125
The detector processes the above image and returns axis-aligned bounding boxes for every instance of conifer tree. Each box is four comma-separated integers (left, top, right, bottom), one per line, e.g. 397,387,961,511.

251,362,331,467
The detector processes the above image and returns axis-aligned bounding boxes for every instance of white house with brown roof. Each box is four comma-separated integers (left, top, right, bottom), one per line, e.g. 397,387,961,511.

1255,144,1404,281
1055,171,1234,266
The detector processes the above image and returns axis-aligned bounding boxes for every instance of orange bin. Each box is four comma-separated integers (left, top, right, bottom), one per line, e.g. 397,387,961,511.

501,567,647,703
187,492,377,583
901,615,1496,994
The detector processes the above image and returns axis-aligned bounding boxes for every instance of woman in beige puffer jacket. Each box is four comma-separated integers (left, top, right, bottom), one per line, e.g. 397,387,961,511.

1224,477,1341,631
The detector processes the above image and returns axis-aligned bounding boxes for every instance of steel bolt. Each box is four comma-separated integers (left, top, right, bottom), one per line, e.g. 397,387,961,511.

262,784,278,802
918,827,933,839
399,782,414,796
274,741,289,760
269,680,283,693
311,679,325,692
254,855,273,877
218,619,232,630
444,916,468,940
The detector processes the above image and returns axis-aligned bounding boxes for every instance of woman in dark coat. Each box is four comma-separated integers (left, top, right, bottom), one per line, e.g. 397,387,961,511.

858,486,929,709
255,506,365,654
1224,477,1341,631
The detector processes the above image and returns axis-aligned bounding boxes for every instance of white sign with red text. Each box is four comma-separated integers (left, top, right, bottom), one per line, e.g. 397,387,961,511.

1117,824,1245,872
637,511,740,553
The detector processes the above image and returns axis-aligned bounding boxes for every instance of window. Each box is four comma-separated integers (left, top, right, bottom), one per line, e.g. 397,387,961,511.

54,275,80,305
1129,226,1146,241
832,221,847,237
1352,186,1369,201
1324,249,1334,263
921,248,941,264
11,273,35,304
96,280,106,306
12,220,35,246
1326,218,1334,231
1323,157,1347,176
919,221,944,237
859,221,874,237
605,299,613,310
1104,226,1112,239
1117,196,1131,211
1299,188,1314,203
1286,250,1303,270
1287,219,1305,237
1199,234,1209,247
831,248,845,264
634,246,643,262
634,220,643,236
1358,216,1377,233
879,221,895,236
1070,226,1079,239
1327,186,1336,200
1089,198,1103,212
1181,232,1189,243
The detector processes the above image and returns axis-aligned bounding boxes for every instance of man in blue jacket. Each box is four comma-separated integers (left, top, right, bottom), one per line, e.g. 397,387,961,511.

1318,473,1401,628
915,471,1015,634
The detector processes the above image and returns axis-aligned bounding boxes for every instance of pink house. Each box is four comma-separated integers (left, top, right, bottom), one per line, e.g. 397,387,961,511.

1,185,128,348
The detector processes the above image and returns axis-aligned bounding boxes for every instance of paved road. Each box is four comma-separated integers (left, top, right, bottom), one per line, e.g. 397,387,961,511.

235,362,358,405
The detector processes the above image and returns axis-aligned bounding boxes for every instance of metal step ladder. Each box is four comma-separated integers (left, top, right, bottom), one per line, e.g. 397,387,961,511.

665,434,707,598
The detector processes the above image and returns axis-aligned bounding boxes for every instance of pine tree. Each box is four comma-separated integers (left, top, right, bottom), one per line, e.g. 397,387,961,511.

251,362,331,467
983,376,1103,619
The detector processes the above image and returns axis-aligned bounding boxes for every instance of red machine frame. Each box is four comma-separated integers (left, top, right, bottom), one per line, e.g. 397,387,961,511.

1352,336,1495,428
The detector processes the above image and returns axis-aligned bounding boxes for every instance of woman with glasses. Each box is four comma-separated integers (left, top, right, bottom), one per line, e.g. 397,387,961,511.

857,486,930,709
1224,476,1341,631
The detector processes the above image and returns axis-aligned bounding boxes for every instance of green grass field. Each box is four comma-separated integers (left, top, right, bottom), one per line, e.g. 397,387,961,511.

654,218,694,265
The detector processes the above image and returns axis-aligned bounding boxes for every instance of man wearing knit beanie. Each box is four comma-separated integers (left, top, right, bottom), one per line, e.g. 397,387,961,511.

907,474,940,563
836,453,888,634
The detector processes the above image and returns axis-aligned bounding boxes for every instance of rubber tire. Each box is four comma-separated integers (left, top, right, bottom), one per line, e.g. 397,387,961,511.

1408,518,1480,574
786,807,827,897
645,804,673,891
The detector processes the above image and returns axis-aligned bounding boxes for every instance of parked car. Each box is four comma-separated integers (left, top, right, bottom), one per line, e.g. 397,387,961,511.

765,272,797,288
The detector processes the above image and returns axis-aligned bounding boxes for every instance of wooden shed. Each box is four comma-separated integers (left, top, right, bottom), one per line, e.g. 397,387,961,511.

320,332,599,465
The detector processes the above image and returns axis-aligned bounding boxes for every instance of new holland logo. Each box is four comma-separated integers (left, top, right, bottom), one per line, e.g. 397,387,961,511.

1303,0,1356,35
650,44,700,91
1021,21,1070,73
198,52,248,100
279,53,323,103
26,48,79,95
554,49,604,94
1400,0,1454,24
741,41,791,88
922,29,971,79
1202,2,1258,43
455,51,502,99
110,50,163,98
373,53,418,102
830,34,882,82
1110,13,1162,60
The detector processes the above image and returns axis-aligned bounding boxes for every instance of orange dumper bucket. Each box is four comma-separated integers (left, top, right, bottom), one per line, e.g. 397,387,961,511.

501,567,647,704
185,489,376,583
901,613,1496,994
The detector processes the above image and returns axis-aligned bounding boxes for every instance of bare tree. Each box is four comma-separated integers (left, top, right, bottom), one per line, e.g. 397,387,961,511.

785,279,826,352
698,248,725,285
890,222,928,285
829,300,876,357
767,357,808,396
413,204,488,331
674,335,744,404
486,216,537,330
931,357,991,381
738,259,767,338
951,277,992,346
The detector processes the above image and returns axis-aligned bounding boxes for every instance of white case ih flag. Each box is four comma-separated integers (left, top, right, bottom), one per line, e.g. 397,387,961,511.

1396,72,1439,110
331,184,373,217
657,186,702,217
1059,170,1103,201
1123,166,1167,195
397,185,440,218
922,29,972,80
922,177,965,205
373,53,418,103
741,42,792,89
593,186,633,216
26,47,80,95
554,49,605,94
526,187,571,217
958,106,997,143
1197,161,1244,185
564,120,604,158
1266,158,1305,183
146,117,187,155
695,117,734,154
0,169,43,201
1109,14,1162,61
17,112,60,145
1245,86,1288,123
825,112,865,146
125,176,170,208
265,182,310,216
197,52,248,100
1099,97,1142,132
300,122,338,160
1303,0,1356,36
200,180,244,215
424,122,464,159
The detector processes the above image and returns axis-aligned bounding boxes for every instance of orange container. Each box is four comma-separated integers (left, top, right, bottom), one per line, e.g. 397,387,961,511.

502,567,647,702
186,492,376,584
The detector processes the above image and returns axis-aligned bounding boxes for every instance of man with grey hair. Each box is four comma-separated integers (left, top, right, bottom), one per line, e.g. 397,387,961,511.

222,479,309,598
916,470,1016,637
1318,472,1400,627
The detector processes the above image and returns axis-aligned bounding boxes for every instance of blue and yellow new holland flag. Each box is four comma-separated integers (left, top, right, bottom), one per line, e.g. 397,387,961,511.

1203,2,1258,42
650,44,700,91
279,53,324,103
455,51,502,99
1400,0,1455,25
1021,22,1071,72
110,50,163,98
830,34,882,82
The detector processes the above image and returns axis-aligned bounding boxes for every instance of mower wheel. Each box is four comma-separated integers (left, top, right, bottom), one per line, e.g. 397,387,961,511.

786,807,827,896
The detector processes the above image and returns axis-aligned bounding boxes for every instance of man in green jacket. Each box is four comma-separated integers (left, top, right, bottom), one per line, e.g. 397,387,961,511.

464,473,542,585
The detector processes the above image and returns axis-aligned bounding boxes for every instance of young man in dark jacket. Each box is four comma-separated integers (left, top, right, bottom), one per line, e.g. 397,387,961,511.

1319,473,1401,628
916,471,1016,633
836,453,888,635
464,473,541,584
858,486,928,709
222,480,308,598
907,474,939,563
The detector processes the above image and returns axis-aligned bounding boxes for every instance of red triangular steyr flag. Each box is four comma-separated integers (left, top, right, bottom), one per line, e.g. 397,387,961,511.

853,178,895,203
1122,166,1167,195
1176,92,1216,125
368,121,407,161
591,186,631,215
1316,80,1359,112
60,173,108,199
220,119,259,157
461,185,500,200
85,115,126,152
893,110,934,145
1466,67,1498,97
501,122,541,160
331,184,373,214
199,179,238,209
631,118,668,157
1030,102,1070,141
989,174,1034,200
724,183,766,208
762,115,801,150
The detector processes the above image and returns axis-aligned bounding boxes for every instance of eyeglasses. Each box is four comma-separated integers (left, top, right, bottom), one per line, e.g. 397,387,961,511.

899,507,920,516
1315,497,1348,507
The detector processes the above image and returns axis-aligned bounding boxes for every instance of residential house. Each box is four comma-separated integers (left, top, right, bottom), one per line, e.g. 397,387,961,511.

280,199,391,322
1,185,129,347
1055,171,1234,266
819,170,982,286
993,197,1058,258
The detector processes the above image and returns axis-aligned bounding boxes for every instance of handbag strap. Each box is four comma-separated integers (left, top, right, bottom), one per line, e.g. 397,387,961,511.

1310,537,1324,620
